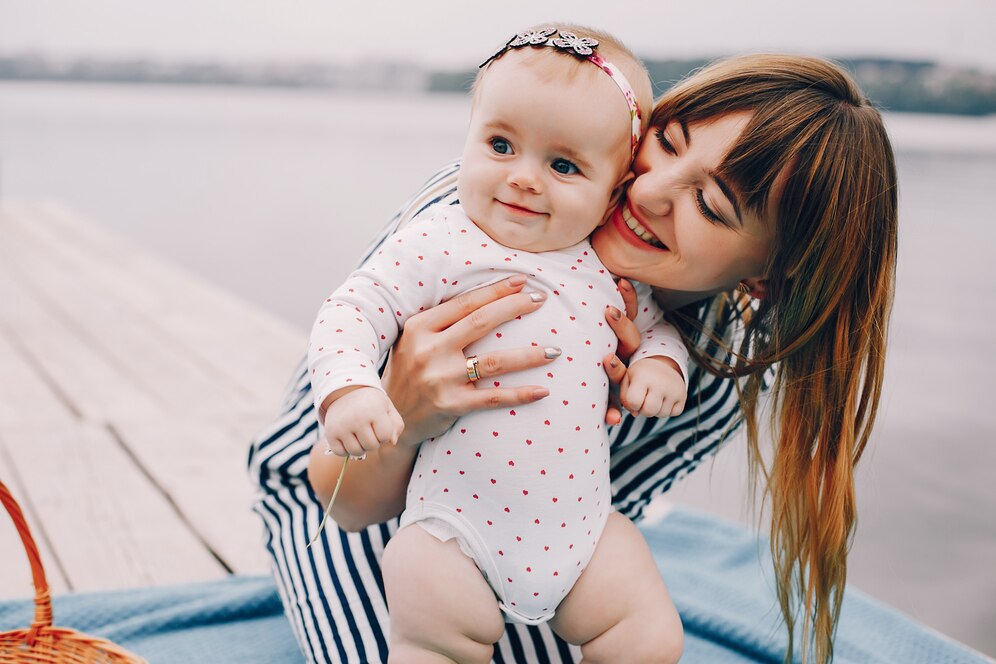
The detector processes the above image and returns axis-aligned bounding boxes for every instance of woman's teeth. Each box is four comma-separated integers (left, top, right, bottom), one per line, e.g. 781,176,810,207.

622,207,665,248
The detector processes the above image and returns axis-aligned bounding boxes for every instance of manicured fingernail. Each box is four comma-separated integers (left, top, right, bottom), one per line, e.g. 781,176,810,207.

607,306,622,321
507,275,527,287
529,291,546,303
610,357,619,368
532,388,550,399
544,347,561,359
618,279,632,291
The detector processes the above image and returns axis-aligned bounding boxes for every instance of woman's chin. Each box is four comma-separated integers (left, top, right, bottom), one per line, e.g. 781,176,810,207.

592,212,661,273
591,226,647,279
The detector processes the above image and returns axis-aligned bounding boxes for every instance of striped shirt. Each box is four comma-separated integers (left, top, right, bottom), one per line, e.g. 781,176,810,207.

247,160,746,663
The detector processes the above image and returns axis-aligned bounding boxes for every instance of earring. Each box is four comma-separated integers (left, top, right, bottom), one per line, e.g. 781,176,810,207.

737,281,751,295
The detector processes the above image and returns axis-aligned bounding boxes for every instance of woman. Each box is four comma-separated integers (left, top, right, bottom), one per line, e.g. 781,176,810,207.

248,54,897,663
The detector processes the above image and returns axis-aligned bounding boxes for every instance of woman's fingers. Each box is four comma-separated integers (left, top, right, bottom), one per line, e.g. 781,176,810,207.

603,353,627,425
447,289,548,348
410,275,529,333
457,384,551,415
605,305,642,362
604,406,623,426
603,353,628,385
383,279,555,444
616,279,640,320
471,346,561,382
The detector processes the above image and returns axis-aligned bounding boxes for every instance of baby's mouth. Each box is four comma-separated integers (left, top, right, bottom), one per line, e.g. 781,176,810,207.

498,200,544,217
621,206,666,249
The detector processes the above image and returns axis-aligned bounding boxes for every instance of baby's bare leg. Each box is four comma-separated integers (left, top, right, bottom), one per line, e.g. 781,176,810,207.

549,512,683,664
382,524,505,663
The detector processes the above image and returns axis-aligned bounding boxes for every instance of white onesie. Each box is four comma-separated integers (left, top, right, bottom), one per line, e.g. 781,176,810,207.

310,204,688,624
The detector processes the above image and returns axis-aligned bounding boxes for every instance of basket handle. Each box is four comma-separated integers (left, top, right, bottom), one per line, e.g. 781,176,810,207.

0,480,53,634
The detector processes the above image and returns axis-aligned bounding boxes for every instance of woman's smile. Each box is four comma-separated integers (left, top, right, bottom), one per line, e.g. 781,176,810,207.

619,204,667,249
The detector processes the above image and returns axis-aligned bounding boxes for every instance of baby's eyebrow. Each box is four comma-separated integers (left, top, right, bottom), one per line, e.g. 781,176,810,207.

483,119,517,135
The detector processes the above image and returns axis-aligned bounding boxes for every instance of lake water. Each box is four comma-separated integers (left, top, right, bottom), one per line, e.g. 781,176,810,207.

1,81,994,656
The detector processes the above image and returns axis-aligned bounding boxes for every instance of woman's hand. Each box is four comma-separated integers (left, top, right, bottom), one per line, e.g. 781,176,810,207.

602,278,642,425
382,274,560,446
309,274,559,531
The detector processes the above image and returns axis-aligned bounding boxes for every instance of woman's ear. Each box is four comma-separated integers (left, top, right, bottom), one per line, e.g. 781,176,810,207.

742,278,769,299
600,171,635,226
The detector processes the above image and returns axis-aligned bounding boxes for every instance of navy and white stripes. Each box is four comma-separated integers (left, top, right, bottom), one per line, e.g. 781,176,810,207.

247,162,746,663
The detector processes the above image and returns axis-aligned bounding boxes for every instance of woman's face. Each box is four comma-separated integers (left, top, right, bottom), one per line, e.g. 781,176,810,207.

591,112,776,298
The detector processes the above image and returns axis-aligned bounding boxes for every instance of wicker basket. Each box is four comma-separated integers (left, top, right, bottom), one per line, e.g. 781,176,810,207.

0,480,147,663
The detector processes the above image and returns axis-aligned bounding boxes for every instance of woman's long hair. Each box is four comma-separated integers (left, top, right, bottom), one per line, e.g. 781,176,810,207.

655,54,899,663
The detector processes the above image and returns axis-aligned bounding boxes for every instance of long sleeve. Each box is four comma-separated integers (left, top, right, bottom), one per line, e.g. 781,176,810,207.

629,280,690,386
308,209,455,411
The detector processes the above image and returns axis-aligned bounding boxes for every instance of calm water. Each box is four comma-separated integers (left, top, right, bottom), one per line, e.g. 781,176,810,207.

1,81,994,656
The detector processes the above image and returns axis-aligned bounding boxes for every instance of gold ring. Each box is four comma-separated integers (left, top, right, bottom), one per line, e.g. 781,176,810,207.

466,355,482,382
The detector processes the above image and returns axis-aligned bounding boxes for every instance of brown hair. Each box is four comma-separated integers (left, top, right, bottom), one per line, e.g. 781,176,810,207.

473,24,654,136
657,55,898,663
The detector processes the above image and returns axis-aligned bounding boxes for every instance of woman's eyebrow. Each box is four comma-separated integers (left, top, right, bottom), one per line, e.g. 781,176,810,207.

683,119,743,224
712,174,743,224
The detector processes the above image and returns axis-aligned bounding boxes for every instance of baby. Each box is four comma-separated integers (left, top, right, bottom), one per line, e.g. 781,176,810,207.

311,25,686,661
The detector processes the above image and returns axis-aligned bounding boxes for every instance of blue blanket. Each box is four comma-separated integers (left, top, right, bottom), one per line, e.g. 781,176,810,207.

1,508,988,663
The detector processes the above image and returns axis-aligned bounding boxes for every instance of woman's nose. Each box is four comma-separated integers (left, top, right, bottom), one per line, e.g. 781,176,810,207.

630,174,673,218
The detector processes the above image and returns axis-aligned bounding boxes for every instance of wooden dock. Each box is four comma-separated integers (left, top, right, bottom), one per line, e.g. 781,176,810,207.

0,203,305,600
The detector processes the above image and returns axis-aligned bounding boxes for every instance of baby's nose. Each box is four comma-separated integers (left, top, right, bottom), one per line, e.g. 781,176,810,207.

507,165,542,193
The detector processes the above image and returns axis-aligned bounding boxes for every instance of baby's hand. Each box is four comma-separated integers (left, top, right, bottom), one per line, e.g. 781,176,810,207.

322,386,404,457
620,356,686,418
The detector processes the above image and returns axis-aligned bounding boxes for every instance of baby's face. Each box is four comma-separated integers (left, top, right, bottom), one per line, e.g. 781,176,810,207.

458,51,633,252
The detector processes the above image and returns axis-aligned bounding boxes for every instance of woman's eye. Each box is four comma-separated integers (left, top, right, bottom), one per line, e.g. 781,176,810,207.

551,158,579,175
694,189,725,225
655,127,676,154
490,138,512,155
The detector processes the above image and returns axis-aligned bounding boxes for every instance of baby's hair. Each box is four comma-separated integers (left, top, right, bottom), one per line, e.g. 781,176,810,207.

473,23,653,136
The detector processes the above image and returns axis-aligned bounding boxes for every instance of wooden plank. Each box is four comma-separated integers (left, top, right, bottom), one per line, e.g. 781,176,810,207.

0,444,70,600
0,203,301,597
5,204,304,408
1,423,227,593
0,209,255,418
0,254,160,423
0,319,78,428
111,417,272,576
0,312,76,599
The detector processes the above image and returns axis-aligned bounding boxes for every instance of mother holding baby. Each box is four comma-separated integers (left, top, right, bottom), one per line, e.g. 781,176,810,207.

248,25,897,664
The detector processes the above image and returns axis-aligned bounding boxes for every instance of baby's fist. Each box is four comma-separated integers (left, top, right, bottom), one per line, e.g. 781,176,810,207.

619,356,686,419
323,387,404,457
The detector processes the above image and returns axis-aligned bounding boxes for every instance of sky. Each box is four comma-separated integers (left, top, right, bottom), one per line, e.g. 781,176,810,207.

1,0,995,72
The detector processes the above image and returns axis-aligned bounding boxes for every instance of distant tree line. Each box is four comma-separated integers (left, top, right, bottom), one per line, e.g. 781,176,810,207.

432,57,996,116
2,54,993,116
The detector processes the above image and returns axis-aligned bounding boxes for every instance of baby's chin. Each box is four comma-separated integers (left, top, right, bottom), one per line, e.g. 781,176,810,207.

489,227,596,252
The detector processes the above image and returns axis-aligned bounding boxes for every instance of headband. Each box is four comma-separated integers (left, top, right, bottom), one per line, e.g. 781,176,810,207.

479,27,643,159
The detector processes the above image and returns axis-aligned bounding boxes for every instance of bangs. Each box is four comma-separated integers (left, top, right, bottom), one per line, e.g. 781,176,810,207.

649,55,871,227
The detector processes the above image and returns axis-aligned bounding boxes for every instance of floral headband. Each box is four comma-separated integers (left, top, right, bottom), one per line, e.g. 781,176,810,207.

480,27,643,159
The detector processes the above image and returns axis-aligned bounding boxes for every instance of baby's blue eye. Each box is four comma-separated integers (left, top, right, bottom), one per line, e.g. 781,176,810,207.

490,138,512,155
551,158,578,175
